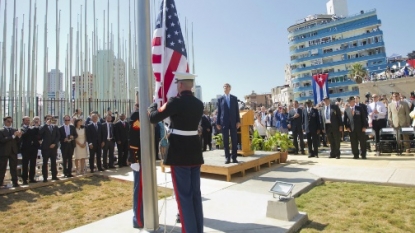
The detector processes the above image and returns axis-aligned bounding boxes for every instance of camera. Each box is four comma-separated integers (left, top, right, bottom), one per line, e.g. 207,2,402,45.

365,92,371,99
336,98,342,102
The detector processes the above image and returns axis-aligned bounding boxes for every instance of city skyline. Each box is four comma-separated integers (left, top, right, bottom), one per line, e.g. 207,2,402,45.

0,0,414,102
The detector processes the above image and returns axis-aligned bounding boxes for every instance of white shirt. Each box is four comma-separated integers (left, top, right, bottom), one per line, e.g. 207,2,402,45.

368,101,386,120
324,105,331,124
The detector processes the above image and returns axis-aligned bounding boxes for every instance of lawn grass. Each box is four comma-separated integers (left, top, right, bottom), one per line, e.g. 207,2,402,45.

0,176,172,233
296,182,415,233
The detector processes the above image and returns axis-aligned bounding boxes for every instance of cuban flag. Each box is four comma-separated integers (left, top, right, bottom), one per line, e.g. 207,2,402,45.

311,73,329,104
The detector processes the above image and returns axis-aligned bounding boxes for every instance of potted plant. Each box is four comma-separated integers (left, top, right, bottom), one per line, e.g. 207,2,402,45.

276,132,294,163
251,130,265,151
213,133,224,149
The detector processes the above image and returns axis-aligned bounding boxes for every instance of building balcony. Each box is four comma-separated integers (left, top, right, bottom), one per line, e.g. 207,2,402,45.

295,89,359,102
291,41,384,64
292,70,349,83
289,19,381,46
288,9,377,37
290,30,383,55
292,52,386,73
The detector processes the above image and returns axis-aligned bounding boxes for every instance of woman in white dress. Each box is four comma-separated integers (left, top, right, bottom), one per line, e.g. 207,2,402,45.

74,119,88,175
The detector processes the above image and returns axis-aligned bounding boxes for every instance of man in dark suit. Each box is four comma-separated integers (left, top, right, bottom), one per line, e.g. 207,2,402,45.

39,115,61,182
114,113,129,167
302,100,321,158
102,115,115,169
86,113,104,172
344,96,368,159
320,96,343,159
216,83,241,164
201,109,213,151
354,95,371,151
20,116,40,184
59,115,78,177
288,101,305,155
0,116,22,187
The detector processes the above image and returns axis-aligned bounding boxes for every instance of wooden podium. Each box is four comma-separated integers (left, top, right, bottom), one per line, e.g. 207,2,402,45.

238,110,254,156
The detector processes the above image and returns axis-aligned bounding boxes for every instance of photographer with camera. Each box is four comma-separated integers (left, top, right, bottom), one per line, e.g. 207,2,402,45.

59,115,78,177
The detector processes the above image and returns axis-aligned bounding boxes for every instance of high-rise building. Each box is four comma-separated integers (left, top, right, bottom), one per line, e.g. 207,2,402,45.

94,50,127,100
195,85,202,101
326,0,348,17
72,73,94,99
288,3,387,102
46,69,64,98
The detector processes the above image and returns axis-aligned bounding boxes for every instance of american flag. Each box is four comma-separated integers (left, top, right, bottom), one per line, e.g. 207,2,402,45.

152,0,189,105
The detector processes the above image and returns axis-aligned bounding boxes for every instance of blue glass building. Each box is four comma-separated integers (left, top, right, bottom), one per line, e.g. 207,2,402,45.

288,9,387,102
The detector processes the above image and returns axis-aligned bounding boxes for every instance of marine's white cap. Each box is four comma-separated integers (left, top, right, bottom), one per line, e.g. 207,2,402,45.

173,72,197,81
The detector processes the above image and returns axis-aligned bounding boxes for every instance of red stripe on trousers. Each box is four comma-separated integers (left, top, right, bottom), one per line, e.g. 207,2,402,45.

158,51,183,103
152,37,161,46
136,169,143,227
171,167,186,233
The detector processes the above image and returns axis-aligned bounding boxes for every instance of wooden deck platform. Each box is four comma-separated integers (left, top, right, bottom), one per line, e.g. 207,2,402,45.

160,150,281,181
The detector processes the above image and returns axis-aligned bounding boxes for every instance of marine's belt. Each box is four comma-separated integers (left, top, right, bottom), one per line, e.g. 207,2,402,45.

169,129,198,136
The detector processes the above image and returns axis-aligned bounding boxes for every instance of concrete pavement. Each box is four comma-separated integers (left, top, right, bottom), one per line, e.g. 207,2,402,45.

64,145,415,233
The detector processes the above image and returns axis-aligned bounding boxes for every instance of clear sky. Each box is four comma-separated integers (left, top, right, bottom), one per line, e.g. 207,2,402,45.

1,0,414,102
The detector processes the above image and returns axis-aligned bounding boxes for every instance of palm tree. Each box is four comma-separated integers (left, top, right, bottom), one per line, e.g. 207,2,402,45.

348,63,368,84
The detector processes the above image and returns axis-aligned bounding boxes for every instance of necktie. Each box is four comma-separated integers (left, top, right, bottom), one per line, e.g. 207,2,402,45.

49,125,53,132
352,107,355,116
226,95,230,108
325,106,329,120
374,103,378,119
122,122,125,127
66,125,69,136
7,128,12,136
95,124,98,131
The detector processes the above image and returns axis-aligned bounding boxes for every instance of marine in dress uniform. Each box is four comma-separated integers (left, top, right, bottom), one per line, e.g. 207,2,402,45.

128,104,143,228
148,72,204,233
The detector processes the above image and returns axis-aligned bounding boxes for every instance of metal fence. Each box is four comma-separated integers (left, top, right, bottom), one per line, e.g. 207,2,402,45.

0,96,135,128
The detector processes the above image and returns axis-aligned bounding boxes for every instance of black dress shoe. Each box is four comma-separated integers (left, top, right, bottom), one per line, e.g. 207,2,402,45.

361,156,367,159
98,169,104,172
329,156,336,158
43,179,48,183
67,174,74,178
90,170,95,173
109,166,116,169
336,156,340,159
29,180,37,183
225,160,230,164
232,159,239,163
13,183,20,188
52,177,60,181
103,166,108,170
23,181,28,185
315,155,319,158
308,154,315,158
353,157,359,159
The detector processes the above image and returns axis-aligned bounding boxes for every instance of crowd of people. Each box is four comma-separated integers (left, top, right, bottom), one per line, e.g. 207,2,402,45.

243,91,415,158
0,103,166,188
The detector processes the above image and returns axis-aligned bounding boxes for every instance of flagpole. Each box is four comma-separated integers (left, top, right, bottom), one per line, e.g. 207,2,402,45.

69,0,73,108
1,0,7,100
10,0,17,119
43,0,48,116
26,0,32,116
31,1,37,111
137,0,160,231
158,0,167,105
